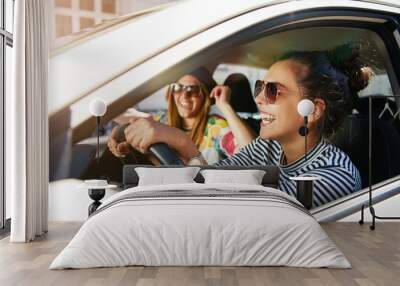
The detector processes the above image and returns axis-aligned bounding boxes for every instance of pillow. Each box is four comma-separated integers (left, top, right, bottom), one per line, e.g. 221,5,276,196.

135,167,201,186
200,169,266,185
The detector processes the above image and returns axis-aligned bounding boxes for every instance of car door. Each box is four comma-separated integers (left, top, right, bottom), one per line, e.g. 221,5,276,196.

50,0,400,214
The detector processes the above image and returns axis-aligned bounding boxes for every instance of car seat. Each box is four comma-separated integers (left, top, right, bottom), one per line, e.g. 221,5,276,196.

223,73,260,133
330,96,400,188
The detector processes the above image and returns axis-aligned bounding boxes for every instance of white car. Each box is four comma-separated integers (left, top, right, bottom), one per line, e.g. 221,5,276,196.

48,0,400,222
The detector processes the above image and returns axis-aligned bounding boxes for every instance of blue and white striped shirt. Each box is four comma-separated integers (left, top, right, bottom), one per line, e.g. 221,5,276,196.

215,138,362,207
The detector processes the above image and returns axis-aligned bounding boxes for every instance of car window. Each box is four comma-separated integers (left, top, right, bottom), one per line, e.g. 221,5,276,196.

113,25,400,195
210,26,399,191
135,27,395,114
134,86,168,114
220,27,395,97
213,63,267,93
359,74,393,97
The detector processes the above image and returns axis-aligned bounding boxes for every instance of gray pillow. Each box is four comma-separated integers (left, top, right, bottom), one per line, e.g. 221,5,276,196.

200,169,266,185
135,167,200,186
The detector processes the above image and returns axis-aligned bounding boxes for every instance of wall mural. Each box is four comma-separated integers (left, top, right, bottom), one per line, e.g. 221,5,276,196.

48,20,400,218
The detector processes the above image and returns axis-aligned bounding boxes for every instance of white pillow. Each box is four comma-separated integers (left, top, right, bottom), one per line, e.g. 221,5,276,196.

135,167,200,186
200,169,266,185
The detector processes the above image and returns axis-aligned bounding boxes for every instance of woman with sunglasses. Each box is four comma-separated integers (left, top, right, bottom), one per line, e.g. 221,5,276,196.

108,67,254,164
120,43,371,207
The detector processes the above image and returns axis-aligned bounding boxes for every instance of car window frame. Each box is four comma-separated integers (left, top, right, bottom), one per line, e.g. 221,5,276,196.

70,6,400,142
67,5,400,217
137,9,400,114
157,8,400,187
136,9,400,126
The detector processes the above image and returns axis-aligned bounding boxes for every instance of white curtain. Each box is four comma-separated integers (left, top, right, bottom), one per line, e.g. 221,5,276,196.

8,0,49,242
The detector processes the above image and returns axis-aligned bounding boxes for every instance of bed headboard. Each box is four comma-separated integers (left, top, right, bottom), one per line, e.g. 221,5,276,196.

123,165,280,189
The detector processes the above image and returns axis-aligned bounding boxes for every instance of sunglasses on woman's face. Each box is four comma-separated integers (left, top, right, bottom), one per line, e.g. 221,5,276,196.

254,80,280,104
170,83,201,96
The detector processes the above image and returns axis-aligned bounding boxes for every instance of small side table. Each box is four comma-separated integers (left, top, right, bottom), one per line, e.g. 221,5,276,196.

290,176,321,210
81,182,118,216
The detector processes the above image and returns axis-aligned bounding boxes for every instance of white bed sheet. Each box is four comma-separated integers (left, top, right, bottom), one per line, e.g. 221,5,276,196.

50,183,350,269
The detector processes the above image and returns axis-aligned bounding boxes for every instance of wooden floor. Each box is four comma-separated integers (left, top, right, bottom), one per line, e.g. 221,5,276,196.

0,222,399,286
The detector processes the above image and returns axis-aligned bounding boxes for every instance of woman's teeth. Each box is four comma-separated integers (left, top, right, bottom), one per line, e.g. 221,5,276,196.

180,102,191,108
261,113,276,124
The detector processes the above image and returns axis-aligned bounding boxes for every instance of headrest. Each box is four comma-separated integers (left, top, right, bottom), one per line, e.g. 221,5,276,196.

223,73,258,113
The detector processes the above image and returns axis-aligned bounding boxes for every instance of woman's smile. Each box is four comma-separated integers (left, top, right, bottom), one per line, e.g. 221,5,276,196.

178,100,193,109
172,75,205,119
255,60,307,141
259,111,276,125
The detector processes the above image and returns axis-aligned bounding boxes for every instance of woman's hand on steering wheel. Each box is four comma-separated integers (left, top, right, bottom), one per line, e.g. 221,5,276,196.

121,116,199,164
107,125,132,158
124,116,165,154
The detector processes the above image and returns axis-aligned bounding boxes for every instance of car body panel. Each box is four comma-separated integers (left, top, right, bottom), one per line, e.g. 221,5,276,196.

50,1,400,146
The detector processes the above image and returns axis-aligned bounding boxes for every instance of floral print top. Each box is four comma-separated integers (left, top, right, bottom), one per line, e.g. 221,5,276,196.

153,112,236,164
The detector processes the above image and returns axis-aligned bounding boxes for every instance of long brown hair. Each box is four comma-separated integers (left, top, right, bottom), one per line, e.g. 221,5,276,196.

166,83,212,148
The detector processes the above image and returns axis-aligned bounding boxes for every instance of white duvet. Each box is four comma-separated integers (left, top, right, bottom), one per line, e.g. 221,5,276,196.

50,183,350,269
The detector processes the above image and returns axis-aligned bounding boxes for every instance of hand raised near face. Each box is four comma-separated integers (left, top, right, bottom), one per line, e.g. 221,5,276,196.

210,85,232,111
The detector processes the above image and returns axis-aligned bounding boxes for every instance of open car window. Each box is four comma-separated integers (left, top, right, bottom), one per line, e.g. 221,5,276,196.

213,63,267,93
133,27,395,113
113,25,400,191
134,86,168,114
189,26,396,188
132,63,267,118
49,2,400,215
215,26,398,188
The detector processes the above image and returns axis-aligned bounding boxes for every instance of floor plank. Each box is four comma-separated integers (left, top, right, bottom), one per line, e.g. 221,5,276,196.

0,222,399,286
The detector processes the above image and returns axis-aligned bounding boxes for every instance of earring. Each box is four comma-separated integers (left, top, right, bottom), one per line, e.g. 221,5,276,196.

298,126,309,136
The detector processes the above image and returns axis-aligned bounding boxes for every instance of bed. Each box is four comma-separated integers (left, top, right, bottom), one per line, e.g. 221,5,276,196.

50,165,350,269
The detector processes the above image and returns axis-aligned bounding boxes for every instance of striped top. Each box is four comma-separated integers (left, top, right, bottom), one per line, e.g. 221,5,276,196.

215,137,362,207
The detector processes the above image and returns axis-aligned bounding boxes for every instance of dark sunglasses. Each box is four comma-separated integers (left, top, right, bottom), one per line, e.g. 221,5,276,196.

254,80,280,104
170,83,201,96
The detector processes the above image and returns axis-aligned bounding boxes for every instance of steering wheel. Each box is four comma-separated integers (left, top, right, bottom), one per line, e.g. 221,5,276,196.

115,124,184,165
148,143,184,165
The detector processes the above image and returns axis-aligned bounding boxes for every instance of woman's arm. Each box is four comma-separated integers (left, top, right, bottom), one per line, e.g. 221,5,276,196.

218,104,257,152
113,108,152,125
210,86,257,149
302,167,361,207
107,124,132,157
108,108,156,157
123,117,200,163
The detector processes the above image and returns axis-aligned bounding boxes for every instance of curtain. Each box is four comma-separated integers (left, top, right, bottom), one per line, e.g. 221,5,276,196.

8,0,49,242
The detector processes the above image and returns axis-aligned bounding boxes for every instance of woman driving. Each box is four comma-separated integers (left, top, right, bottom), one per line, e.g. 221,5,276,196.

108,67,255,164
114,43,371,207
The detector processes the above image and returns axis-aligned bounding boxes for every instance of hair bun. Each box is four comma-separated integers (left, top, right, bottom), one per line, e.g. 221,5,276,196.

327,42,373,93
348,66,374,92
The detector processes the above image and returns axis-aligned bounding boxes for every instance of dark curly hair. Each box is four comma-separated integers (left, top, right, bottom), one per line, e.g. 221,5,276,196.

280,42,373,138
